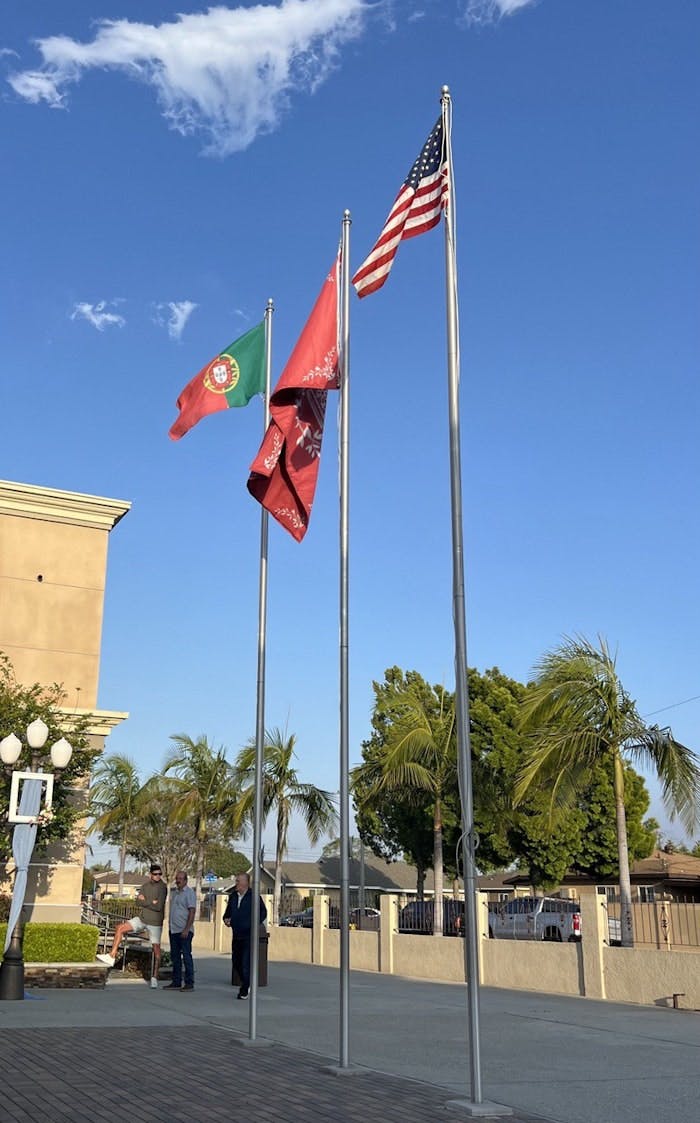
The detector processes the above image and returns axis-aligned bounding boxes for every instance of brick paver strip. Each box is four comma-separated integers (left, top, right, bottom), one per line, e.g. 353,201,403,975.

0,1025,545,1122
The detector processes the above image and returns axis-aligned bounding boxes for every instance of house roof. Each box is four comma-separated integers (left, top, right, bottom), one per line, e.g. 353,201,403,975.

93,870,145,886
262,857,459,894
626,850,700,883
507,850,700,888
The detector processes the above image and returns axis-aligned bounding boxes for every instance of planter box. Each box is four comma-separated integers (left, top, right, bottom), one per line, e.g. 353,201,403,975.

24,963,108,989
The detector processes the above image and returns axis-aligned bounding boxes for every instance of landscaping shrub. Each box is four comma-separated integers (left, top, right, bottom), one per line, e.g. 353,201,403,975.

0,923,99,963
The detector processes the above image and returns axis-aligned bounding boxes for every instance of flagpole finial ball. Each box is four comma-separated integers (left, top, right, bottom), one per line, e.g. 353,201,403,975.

344,209,351,220
441,85,450,97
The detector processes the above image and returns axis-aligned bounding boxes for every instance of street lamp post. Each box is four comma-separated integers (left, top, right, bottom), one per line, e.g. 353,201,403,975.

0,719,73,1001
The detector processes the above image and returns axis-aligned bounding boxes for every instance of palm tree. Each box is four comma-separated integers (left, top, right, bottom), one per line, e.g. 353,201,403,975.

89,754,143,897
352,676,456,936
236,728,337,924
162,734,243,903
516,635,700,947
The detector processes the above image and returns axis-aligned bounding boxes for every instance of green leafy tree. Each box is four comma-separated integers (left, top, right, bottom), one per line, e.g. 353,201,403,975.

572,765,658,878
122,779,202,885
467,666,530,872
0,653,95,861
89,753,143,896
161,734,244,902
204,841,249,879
353,750,436,896
352,669,457,935
321,837,364,860
516,635,700,946
236,728,337,924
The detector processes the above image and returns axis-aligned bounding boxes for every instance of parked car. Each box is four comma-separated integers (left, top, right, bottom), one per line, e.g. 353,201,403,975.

398,899,465,936
327,906,381,930
279,906,314,928
488,897,582,942
349,907,380,930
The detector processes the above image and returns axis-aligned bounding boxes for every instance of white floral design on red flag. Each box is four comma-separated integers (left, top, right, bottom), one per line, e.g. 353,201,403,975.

248,256,340,542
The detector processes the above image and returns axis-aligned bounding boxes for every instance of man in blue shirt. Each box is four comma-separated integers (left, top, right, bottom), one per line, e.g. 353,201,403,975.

223,872,267,999
162,870,196,991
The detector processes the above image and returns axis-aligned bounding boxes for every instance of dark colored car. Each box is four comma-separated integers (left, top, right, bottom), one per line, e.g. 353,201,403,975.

278,907,314,928
349,906,380,930
398,899,464,936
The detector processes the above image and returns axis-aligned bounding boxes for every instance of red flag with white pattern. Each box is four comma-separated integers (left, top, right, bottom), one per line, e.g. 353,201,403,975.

247,257,339,541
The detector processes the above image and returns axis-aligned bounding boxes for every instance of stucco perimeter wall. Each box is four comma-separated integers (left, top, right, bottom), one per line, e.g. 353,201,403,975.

269,926,313,962
603,946,700,1009
392,933,466,982
265,893,700,1009
481,939,582,997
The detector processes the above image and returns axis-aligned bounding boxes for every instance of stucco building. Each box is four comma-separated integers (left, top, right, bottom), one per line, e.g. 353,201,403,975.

0,479,130,921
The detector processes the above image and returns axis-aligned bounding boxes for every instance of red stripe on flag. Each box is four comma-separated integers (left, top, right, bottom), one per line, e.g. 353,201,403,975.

352,119,448,299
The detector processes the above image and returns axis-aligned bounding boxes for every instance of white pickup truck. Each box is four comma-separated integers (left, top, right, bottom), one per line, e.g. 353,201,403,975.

488,896,582,942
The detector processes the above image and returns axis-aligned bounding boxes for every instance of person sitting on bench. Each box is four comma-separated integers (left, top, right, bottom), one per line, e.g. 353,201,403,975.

97,863,167,989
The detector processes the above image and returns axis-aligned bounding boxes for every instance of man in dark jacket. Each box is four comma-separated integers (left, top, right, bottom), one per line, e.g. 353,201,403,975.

223,872,267,999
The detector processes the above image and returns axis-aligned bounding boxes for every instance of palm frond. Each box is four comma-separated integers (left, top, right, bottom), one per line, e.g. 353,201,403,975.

627,725,700,836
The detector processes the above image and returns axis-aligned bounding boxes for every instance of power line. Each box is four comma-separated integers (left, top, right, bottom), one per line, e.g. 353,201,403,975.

643,694,700,719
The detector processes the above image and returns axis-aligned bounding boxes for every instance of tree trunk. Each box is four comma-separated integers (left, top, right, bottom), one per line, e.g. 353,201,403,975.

614,753,634,948
433,798,443,937
195,836,205,909
118,828,126,897
274,809,285,925
416,867,426,900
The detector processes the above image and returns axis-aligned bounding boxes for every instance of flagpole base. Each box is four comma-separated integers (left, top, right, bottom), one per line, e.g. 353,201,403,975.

445,1099,513,1117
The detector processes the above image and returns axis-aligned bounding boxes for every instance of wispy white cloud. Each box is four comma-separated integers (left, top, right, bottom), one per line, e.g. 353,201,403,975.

7,1,370,155
70,300,125,331
462,0,538,24
154,300,198,341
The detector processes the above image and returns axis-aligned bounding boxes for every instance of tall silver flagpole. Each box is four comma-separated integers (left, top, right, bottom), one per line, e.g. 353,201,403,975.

440,87,487,1109
338,211,352,1069
248,297,274,1043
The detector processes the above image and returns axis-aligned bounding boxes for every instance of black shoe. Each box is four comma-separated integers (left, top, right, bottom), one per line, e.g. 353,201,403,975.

181,984,194,991
237,989,249,1000
162,983,182,990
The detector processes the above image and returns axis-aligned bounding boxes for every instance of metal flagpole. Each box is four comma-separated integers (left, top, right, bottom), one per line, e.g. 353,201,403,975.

440,86,486,1107
338,211,352,1068
248,297,274,1042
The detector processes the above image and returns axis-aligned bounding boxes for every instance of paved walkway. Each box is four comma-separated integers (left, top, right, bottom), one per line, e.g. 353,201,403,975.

1,955,698,1122
0,1024,540,1123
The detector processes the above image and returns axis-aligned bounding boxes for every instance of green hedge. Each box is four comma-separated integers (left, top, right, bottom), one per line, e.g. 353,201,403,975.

0,923,99,963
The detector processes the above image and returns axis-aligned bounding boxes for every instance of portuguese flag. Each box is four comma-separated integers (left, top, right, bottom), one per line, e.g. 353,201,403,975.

169,321,265,440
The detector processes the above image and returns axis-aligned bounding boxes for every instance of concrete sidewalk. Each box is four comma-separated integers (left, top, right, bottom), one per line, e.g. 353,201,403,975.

0,954,698,1122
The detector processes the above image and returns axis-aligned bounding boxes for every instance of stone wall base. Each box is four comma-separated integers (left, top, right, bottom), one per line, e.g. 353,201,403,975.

24,963,108,989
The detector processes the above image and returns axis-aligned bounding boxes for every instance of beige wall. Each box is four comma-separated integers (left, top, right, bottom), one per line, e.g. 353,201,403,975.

0,481,130,706
0,480,130,923
266,891,700,1011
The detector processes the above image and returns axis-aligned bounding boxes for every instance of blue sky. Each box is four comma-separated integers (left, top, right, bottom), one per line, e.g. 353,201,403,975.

2,0,699,863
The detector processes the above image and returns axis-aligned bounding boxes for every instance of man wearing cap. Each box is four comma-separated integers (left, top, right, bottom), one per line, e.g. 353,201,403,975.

97,863,168,988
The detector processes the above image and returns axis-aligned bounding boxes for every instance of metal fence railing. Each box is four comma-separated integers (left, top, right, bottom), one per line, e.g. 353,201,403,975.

605,896,700,949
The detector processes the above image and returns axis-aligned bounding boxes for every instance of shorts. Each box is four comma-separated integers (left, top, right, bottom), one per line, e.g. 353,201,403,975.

129,915,163,943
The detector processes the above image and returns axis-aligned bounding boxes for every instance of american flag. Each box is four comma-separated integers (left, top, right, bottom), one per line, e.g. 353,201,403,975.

352,115,448,299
